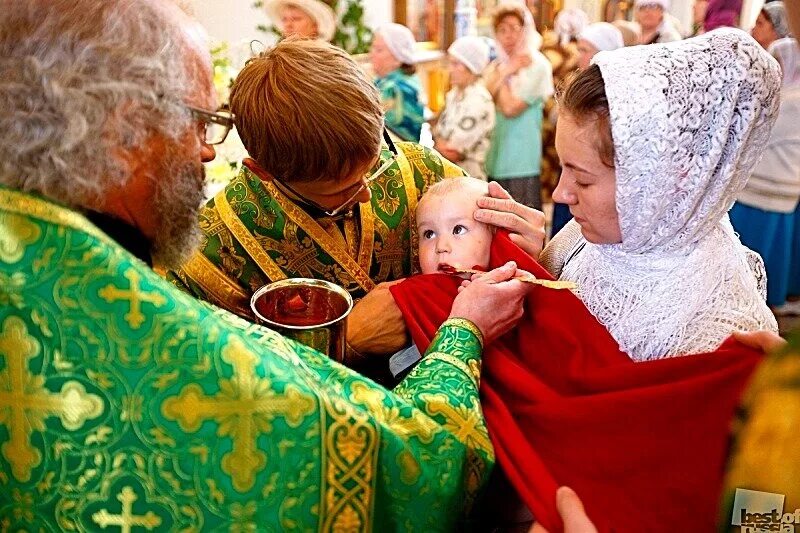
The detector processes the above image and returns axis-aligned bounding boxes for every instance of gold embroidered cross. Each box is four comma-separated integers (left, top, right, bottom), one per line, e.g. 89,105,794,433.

0,316,104,482
162,336,316,492
91,486,162,533
98,269,167,329
419,393,493,454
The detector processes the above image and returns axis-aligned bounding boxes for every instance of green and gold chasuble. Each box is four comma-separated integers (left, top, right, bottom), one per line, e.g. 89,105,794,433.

0,186,493,531
169,142,466,319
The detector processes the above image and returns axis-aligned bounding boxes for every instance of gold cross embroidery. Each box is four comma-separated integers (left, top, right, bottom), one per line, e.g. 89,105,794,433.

0,316,104,482
419,393,493,454
98,269,167,329
162,336,316,492
91,486,162,533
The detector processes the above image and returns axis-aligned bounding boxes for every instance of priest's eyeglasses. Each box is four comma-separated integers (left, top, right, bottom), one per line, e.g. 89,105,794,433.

188,106,235,145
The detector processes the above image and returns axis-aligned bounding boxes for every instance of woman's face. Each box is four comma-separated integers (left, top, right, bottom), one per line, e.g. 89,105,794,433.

636,5,664,32
552,113,622,244
370,34,401,77
448,57,476,88
495,14,525,54
280,5,317,38
751,11,778,50
576,39,599,69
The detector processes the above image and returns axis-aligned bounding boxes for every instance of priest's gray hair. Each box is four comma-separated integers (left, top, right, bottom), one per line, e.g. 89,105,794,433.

0,0,197,210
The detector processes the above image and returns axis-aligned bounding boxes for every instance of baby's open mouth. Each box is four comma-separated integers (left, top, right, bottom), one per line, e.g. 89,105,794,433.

438,263,456,274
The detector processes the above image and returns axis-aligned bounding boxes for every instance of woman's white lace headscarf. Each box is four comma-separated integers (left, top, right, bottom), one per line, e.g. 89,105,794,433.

560,28,781,361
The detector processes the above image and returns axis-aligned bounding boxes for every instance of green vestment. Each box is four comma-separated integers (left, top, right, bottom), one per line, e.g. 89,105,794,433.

0,185,493,531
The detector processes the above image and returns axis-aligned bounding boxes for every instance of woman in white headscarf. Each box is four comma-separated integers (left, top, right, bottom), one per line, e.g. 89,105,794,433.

432,36,495,180
576,22,625,69
484,1,554,210
546,28,780,361
369,23,424,142
264,0,336,41
751,1,792,50
729,37,800,311
635,0,683,44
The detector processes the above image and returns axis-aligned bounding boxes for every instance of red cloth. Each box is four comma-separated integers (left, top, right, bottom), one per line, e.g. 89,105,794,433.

389,231,763,533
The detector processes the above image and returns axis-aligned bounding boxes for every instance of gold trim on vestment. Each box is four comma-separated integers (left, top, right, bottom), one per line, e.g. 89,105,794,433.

395,149,420,272
0,188,111,245
181,251,251,317
215,190,287,283
262,181,375,293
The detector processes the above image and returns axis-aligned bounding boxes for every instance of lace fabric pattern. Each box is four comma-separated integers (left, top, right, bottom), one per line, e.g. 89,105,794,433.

561,29,781,362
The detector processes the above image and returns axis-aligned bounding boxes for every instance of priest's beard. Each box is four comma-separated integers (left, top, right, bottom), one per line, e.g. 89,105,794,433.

149,148,205,270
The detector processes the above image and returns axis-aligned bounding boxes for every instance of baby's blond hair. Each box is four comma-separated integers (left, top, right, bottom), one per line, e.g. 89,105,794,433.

418,177,489,210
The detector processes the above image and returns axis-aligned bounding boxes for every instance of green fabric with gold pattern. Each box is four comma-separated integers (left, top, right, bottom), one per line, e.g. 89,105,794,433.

168,142,466,319
0,185,493,531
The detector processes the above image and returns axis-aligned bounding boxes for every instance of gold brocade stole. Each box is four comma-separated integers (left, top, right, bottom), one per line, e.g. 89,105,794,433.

217,181,376,294
395,147,421,273
262,181,376,293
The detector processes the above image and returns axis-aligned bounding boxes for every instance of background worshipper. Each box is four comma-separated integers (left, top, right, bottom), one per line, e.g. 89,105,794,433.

0,0,537,528
540,8,587,221
701,0,743,33
611,19,643,46
169,38,546,372
730,36,800,310
432,37,495,181
264,0,336,41
484,1,554,211
751,1,791,50
369,23,424,142
576,22,625,70
635,0,683,43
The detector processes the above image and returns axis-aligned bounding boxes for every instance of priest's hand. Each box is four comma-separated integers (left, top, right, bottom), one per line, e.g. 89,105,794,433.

450,261,532,344
346,280,409,360
475,181,547,259
529,487,598,533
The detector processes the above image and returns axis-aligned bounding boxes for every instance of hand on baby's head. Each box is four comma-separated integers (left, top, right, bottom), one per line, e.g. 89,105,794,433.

416,177,495,275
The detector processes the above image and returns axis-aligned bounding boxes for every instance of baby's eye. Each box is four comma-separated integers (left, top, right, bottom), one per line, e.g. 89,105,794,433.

422,229,435,239
452,225,468,235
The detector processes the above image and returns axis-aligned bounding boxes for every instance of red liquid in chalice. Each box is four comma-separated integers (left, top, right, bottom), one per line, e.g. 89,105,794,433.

254,286,349,327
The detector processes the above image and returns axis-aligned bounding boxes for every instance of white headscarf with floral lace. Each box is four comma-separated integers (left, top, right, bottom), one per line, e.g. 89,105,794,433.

560,28,781,361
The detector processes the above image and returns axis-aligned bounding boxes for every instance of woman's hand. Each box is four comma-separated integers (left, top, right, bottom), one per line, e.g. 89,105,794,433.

475,181,547,258
346,281,408,357
508,53,533,74
732,330,787,354
450,261,532,343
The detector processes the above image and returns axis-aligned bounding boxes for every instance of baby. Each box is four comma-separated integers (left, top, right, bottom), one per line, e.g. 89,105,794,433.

416,176,495,276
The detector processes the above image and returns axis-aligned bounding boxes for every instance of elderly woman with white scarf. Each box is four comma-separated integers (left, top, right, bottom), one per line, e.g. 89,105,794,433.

484,1,553,210
370,23,424,142
635,0,683,44
545,27,779,362
432,36,495,180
